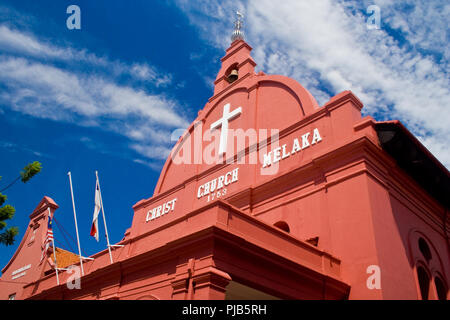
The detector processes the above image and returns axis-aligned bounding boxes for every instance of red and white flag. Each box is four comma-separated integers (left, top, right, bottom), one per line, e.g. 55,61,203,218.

90,178,101,242
40,213,54,263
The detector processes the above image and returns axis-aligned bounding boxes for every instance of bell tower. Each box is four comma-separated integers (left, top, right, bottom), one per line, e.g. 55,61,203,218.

213,12,256,96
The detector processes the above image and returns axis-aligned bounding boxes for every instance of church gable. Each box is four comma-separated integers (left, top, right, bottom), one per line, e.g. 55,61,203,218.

130,35,369,241
155,45,322,196
0,196,59,299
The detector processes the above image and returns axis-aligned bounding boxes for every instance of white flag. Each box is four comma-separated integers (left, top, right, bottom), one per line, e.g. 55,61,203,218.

90,178,101,241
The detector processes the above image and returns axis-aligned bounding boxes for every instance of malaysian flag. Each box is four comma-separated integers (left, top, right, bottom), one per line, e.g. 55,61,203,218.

40,214,54,263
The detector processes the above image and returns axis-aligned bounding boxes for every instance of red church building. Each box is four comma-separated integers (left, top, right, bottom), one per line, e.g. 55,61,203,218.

1,17,449,300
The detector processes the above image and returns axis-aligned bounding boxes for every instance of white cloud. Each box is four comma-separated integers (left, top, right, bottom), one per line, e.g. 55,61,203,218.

0,25,173,86
0,140,44,157
130,145,172,161
174,0,245,48
129,63,172,86
0,56,188,142
0,25,189,163
175,0,450,168
0,24,107,66
368,0,450,62
133,159,165,171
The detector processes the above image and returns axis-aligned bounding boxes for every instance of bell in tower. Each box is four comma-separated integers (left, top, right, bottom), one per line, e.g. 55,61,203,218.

227,68,239,83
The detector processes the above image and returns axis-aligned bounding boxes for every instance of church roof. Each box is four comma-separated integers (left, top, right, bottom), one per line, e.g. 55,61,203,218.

51,247,80,270
375,120,450,209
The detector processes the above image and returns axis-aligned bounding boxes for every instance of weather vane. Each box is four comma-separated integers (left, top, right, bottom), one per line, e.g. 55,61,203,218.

231,10,245,42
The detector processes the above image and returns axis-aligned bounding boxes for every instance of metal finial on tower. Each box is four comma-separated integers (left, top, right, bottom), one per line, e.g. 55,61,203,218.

231,11,245,42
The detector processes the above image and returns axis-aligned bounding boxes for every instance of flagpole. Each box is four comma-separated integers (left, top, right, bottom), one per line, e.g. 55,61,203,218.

96,171,113,264
49,207,60,285
67,171,84,275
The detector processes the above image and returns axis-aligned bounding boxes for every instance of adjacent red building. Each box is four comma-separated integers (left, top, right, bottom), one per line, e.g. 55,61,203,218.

1,31,449,300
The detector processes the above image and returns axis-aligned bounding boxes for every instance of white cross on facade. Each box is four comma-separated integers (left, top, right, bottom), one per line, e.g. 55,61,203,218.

210,103,242,155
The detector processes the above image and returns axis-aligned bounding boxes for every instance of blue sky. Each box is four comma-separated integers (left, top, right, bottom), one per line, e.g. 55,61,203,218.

0,0,448,273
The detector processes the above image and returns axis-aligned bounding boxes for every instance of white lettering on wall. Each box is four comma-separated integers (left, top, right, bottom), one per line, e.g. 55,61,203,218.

262,128,322,168
146,198,177,222
11,264,31,280
197,168,239,200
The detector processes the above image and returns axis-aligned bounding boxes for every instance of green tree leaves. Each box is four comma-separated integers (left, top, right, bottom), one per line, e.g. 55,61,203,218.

0,227,19,246
0,192,6,206
0,162,42,246
0,205,18,246
0,205,16,223
20,161,42,183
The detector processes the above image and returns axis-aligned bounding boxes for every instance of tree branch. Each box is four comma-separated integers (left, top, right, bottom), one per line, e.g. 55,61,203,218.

0,176,21,193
